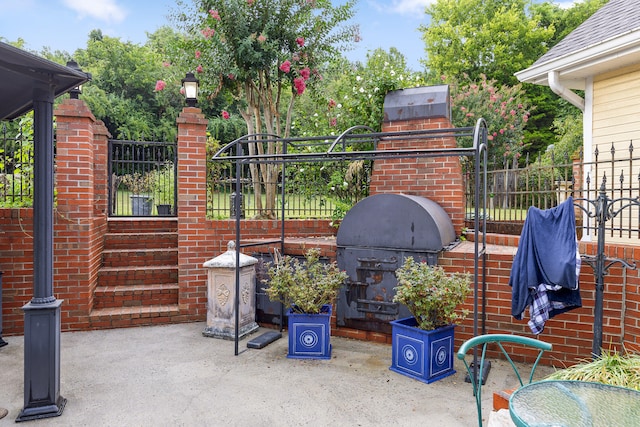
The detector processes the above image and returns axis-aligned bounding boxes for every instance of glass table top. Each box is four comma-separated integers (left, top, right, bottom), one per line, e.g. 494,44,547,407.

509,380,640,427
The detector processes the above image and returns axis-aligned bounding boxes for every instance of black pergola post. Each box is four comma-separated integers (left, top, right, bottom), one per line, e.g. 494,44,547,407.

16,84,66,422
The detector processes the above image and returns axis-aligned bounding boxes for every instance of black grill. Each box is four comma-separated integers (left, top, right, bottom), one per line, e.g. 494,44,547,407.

336,194,456,334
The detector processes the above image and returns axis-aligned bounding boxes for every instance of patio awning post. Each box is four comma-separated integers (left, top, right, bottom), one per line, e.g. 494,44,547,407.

17,84,66,422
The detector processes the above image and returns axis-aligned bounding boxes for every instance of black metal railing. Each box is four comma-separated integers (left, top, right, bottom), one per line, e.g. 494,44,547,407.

206,134,373,220
464,140,640,239
0,120,35,207
108,139,177,217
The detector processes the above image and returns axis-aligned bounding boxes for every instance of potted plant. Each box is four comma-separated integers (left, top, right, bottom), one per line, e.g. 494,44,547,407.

121,172,154,216
264,248,348,359
390,257,471,384
153,161,175,215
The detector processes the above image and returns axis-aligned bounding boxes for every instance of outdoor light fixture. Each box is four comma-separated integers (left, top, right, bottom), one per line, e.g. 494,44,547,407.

66,60,83,99
182,72,199,107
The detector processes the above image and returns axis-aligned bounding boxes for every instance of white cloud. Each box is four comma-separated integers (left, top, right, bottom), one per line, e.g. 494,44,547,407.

62,0,127,23
389,0,434,15
553,0,577,9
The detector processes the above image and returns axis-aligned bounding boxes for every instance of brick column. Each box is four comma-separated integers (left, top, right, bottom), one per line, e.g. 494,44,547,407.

176,107,209,318
54,99,106,326
369,86,465,234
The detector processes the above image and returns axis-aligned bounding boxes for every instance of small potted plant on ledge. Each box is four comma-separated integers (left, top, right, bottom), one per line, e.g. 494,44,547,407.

390,257,471,384
264,248,348,359
153,161,175,216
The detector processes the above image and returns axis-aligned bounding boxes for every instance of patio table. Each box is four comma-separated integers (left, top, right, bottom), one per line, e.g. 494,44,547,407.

509,380,640,427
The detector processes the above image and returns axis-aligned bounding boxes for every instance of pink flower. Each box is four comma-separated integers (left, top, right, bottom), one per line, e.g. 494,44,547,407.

296,37,305,47
330,117,337,127
154,80,166,92
510,109,516,116
227,73,235,80
221,110,230,120
180,87,185,95
162,61,171,68
257,34,266,43
195,50,201,59
328,99,336,108
196,65,203,74
209,9,221,20
279,60,291,73
201,27,215,38
247,0,255,5
293,77,306,95
299,67,311,81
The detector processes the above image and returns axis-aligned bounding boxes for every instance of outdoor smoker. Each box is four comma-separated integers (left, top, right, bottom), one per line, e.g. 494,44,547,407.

336,193,458,334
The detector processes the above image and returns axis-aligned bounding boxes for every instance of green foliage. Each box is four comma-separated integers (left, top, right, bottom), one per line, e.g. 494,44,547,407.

150,161,175,205
0,114,35,207
120,172,155,195
75,30,182,140
264,248,348,314
393,257,471,330
546,349,640,391
449,74,530,165
422,0,552,86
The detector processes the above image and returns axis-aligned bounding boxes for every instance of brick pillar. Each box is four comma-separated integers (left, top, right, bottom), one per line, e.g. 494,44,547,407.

370,85,465,234
54,98,107,326
176,107,209,318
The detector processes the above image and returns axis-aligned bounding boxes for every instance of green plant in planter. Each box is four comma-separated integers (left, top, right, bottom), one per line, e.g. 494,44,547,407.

152,161,175,206
264,248,348,314
393,257,471,330
120,172,154,195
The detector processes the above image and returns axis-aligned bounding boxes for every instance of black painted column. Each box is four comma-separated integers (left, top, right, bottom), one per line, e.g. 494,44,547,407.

17,84,66,422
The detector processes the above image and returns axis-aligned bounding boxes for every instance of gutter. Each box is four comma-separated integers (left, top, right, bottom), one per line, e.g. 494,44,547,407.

548,71,585,111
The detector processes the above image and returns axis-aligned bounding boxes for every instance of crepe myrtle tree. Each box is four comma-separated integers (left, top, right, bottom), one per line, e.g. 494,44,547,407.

171,0,358,218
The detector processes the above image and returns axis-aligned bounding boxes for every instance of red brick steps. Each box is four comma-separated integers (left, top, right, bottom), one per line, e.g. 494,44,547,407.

90,218,180,328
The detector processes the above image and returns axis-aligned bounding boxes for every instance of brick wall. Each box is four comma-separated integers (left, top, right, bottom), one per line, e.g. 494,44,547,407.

370,116,466,235
1,96,639,368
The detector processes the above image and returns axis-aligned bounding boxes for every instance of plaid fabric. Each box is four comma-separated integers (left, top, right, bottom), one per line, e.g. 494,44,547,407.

527,245,582,335
528,284,566,334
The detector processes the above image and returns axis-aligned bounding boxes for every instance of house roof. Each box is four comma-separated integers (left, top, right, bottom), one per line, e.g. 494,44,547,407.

0,41,91,120
515,0,640,88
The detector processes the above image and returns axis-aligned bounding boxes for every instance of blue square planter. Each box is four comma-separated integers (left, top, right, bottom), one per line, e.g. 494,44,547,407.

287,305,332,359
389,317,455,384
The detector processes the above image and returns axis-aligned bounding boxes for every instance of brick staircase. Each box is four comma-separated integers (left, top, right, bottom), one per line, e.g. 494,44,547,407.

89,218,180,328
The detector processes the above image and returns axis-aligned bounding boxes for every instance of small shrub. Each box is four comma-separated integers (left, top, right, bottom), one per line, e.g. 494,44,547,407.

393,257,471,330
264,248,348,314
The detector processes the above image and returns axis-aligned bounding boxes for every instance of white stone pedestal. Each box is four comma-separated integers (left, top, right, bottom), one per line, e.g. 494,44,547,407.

202,241,259,340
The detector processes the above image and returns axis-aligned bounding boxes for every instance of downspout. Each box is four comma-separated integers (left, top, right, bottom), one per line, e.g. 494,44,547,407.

548,71,585,111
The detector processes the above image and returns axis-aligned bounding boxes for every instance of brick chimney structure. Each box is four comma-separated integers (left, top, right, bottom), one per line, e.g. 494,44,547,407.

369,85,465,235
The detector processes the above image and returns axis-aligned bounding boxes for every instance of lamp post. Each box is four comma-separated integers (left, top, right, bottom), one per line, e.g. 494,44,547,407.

181,72,199,107
65,60,83,99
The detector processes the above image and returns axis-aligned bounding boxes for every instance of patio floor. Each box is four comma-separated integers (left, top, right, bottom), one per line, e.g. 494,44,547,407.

0,322,553,426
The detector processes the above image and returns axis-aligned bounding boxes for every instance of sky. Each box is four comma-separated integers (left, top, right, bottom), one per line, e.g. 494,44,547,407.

0,0,433,70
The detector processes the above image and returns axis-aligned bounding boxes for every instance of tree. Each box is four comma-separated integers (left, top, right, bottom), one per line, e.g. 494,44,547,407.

171,0,357,218
421,0,553,86
448,74,530,165
75,30,183,140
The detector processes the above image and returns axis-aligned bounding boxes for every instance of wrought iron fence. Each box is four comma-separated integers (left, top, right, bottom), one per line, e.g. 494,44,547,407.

464,140,640,239
108,139,177,217
206,134,373,220
0,120,35,207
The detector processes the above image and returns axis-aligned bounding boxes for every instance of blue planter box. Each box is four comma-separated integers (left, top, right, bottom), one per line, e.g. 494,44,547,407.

287,305,332,359
390,317,455,384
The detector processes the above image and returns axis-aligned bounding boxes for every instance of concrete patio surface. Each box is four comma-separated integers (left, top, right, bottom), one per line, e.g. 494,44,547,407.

0,323,554,426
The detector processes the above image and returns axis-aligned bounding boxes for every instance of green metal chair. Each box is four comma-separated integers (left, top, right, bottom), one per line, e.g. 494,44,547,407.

457,334,552,426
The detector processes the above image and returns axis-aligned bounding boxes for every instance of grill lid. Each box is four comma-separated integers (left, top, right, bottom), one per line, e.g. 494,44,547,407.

336,194,456,252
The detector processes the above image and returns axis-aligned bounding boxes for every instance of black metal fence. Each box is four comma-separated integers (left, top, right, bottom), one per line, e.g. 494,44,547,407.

206,134,372,220
108,139,177,217
465,140,640,239
0,120,35,207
